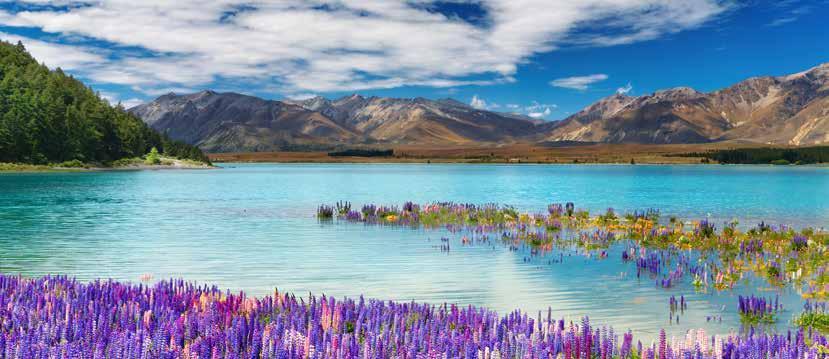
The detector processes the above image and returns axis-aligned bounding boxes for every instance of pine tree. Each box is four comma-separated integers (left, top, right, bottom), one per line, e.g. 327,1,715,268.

0,40,208,165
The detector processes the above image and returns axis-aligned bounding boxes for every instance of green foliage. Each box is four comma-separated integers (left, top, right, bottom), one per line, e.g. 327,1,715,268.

57,159,85,168
110,157,141,167
328,149,393,157
740,312,776,325
0,40,209,165
145,147,161,165
0,162,55,171
794,312,829,334
676,146,829,164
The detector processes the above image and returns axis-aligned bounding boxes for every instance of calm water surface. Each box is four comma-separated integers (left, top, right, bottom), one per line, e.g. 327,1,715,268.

2,163,828,340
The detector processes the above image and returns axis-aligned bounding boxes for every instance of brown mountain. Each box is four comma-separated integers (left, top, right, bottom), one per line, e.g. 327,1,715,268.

544,63,829,145
288,95,540,143
130,63,829,152
131,92,540,152
130,91,360,152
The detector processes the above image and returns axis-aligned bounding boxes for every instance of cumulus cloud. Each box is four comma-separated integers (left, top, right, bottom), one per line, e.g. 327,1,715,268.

0,0,730,96
0,31,104,70
497,101,557,119
527,108,551,118
550,74,608,90
616,83,633,94
286,93,319,101
524,101,556,119
470,94,499,110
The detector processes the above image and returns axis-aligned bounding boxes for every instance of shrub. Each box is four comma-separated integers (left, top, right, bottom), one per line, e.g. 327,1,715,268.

111,158,141,167
145,147,161,165
794,301,829,334
56,159,85,168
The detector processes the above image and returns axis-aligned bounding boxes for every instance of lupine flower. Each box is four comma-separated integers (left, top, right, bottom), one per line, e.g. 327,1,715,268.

335,201,351,216
4,274,825,358
344,210,361,221
360,204,376,218
794,300,829,333
738,295,781,323
565,202,575,217
317,205,334,219
696,220,716,239
792,235,808,251
318,201,829,300
548,203,564,217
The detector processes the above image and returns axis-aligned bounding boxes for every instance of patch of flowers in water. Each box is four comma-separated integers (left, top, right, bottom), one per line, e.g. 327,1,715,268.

738,295,782,324
2,274,828,358
795,301,829,335
318,201,829,300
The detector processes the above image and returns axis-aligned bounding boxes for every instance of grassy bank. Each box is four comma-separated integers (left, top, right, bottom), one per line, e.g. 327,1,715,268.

209,143,829,165
1,156,213,173
0,162,87,172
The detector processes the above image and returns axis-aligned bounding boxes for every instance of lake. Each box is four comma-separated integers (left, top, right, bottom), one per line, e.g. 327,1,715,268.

2,163,828,341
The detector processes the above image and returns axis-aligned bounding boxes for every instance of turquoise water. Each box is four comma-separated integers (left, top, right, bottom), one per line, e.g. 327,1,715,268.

2,163,828,340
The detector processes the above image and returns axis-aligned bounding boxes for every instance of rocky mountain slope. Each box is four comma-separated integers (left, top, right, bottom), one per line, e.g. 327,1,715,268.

544,63,829,145
130,63,829,152
131,92,540,151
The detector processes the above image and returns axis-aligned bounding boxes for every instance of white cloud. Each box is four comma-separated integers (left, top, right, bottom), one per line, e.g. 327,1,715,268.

120,98,145,109
527,108,551,118
134,86,199,97
0,31,104,70
550,74,608,90
470,94,499,110
767,3,811,27
616,83,633,94
501,101,557,119
286,93,319,101
524,101,556,119
0,1,730,95
767,17,797,26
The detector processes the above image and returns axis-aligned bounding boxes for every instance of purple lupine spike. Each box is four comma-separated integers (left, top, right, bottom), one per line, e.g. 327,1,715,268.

1,273,824,358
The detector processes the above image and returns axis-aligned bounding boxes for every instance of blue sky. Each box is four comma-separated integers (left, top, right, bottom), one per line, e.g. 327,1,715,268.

0,1,826,120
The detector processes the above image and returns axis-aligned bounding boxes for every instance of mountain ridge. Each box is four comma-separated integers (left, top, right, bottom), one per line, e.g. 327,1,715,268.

130,63,829,152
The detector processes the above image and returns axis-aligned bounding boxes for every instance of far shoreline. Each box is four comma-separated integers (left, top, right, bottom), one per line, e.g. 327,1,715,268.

207,143,829,166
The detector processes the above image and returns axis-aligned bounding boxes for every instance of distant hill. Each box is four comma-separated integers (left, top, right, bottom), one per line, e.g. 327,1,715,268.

545,63,829,145
131,92,540,152
0,40,208,164
131,63,829,152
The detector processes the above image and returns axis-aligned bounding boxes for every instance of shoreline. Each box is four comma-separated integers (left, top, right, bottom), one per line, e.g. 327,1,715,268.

0,164,215,173
0,158,215,173
207,143,815,165
216,160,829,167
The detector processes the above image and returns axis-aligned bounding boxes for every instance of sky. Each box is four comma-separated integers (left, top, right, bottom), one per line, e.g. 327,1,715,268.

0,1,827,120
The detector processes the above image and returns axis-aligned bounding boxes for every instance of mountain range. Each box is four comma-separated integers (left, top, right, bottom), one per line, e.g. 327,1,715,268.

130,63,829,152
